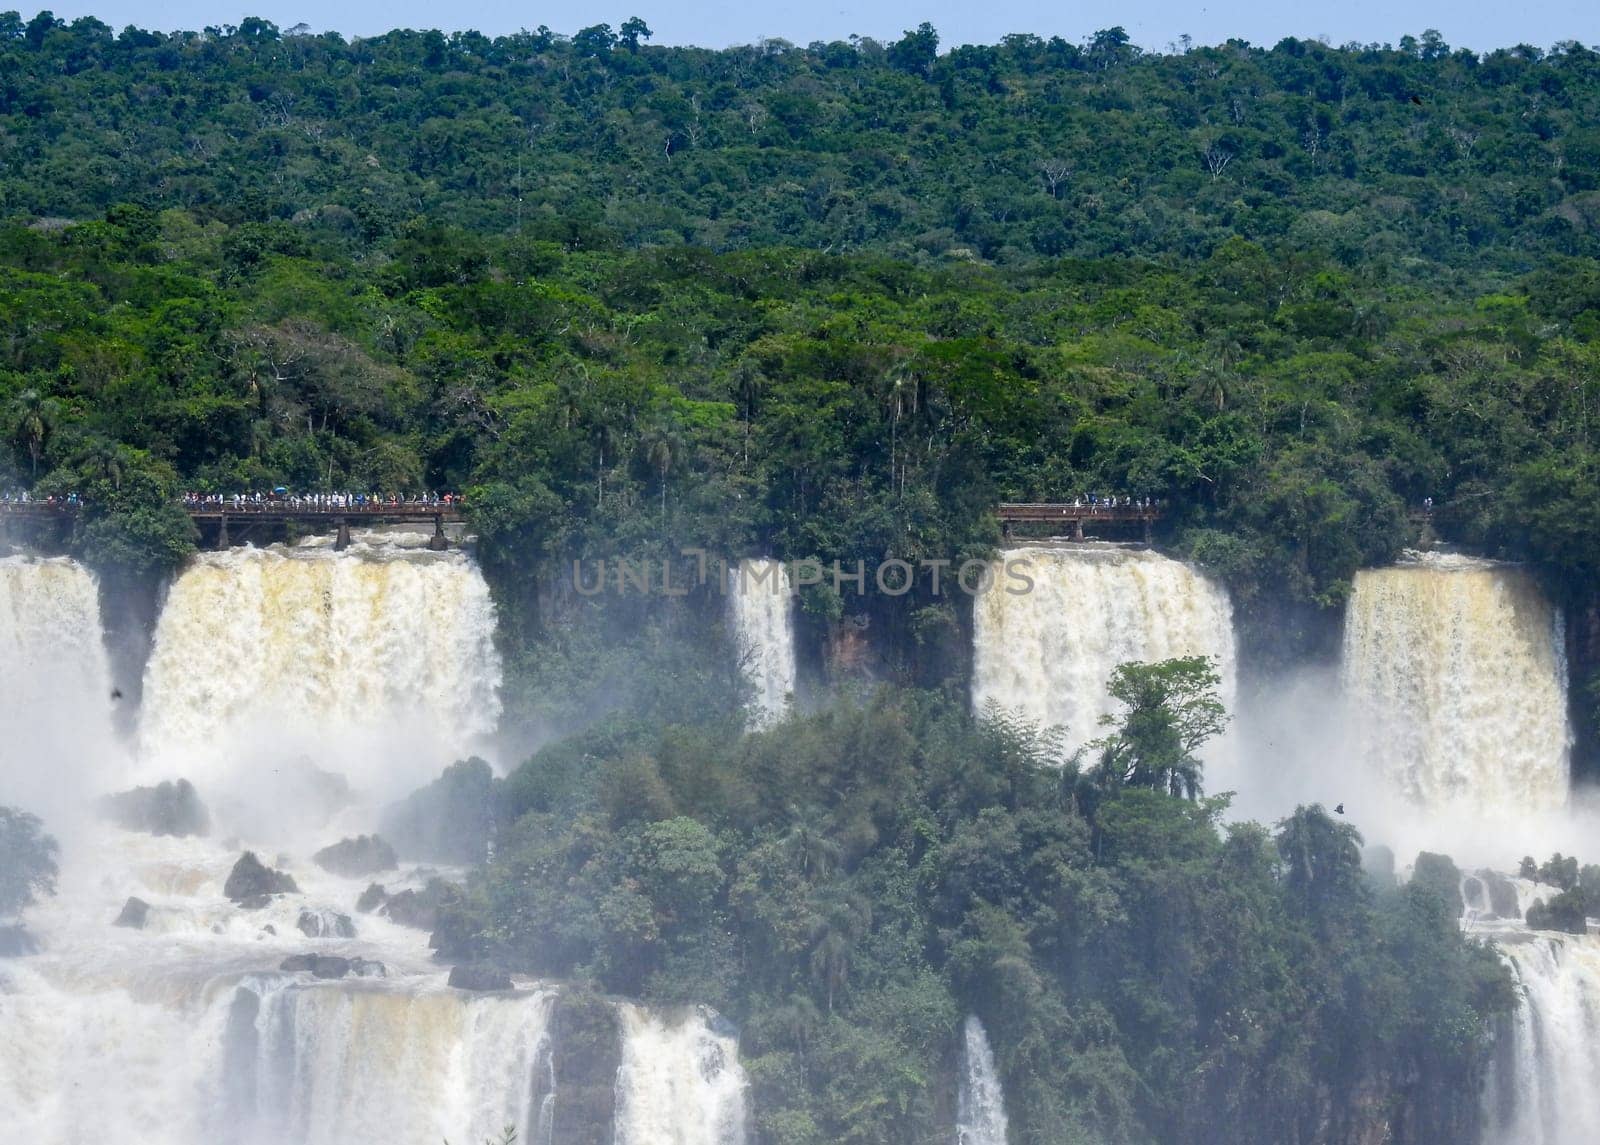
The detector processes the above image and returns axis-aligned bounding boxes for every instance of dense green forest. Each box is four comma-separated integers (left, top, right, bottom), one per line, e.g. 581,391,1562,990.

3,16,1598,1143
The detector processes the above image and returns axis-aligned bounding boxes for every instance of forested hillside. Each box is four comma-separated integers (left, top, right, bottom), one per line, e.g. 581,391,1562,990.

2,16,1599,271
5,16,1597,1144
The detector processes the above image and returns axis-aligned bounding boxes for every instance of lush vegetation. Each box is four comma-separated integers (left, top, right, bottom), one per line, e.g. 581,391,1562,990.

0,804,58,917
433,663,1512,1145
1,16,1591,1140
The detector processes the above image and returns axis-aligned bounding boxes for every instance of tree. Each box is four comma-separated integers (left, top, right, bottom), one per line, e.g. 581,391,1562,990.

9,389,61,478
888,22,938,75
618,17,652,51
0,807,59,917
1091,657,1229,798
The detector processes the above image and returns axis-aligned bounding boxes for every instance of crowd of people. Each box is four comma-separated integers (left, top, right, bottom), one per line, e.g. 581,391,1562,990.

180,491,464,512
1,490,83,506
1071,494,1161,510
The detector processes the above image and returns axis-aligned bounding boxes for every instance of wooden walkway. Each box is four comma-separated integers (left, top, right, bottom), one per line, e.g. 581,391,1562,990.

997,502,1160,541
0,501,464,550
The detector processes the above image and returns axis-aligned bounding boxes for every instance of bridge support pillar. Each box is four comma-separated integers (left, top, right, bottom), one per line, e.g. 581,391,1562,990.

1073,518,1085,541
216,514,229,550
334,519,351,552
428,514,449,551
1143,518,1153,545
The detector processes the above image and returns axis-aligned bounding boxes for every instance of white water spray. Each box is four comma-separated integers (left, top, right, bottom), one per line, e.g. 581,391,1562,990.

0,555,122,814
727,559,796,726
1342,551,1569,816
956,1015,1008,1145
139,536,501,804
971,545,1236,760
614,1004,748,1145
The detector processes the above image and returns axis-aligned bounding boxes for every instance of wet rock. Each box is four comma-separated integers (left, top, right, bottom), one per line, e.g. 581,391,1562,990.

356,883,388,913
99,779,209,837
296,909,356,939
280,953,385,979
1478,869,1523,919
237,894,273,911
313,835,398,878
0,924,38,957
224,852,299,903
260,924,277,937
448,964,512,992
380,878,462,931
113,896,150,928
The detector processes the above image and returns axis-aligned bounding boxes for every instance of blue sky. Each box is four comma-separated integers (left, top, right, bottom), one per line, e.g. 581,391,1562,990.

32,0,1600,53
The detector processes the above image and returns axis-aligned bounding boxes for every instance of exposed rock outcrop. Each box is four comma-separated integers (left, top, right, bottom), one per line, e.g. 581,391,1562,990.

313,835,398,878
447,964,512,991
224,852,299,904
279,953,385,979
296,909,356,939
113,896,151,928
99,779,209,837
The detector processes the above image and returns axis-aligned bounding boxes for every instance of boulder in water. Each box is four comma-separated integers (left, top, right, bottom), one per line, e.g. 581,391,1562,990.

113,896,151,929
1477,869,1523,919
313,835,398,878
280,953,386,979
0,924,38,957
296,909,357,939
380,878,462,931
356,883,388,913
448,964,512,991
225,852,299,903
99,779,209,837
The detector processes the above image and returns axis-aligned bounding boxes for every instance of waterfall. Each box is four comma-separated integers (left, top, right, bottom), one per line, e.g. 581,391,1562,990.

614,1004,748,1145
727,559,796,725
970,545,1236,759
224,977,556,1145
956,1015,1008,1145
0,555,121,812
0,535,758,1145
1342,551,1569,814
1482,932,1600,1145
139,536,502,800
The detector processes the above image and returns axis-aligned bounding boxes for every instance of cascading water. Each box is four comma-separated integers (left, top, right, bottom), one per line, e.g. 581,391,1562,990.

970,545,1237,759
1482,932,1600,1145
1342,551,1569,815
956,1015,1009,1145
727,559,796,726
1,537,751,1145
139,535,502,802
614,1004,748,1145
0,555,123,813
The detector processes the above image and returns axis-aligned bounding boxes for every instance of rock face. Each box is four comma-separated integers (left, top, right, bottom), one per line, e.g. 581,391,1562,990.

113,896,151,928
381,758,496,865
380,878,462,931
355,883,388,913
1478,869,1522,919
279,953,386,979
312,835,398,878
99,779,209,837
296,909,357,939
224,852,299,904
545,991,623,1145
0,924,38,957
447,964,512,991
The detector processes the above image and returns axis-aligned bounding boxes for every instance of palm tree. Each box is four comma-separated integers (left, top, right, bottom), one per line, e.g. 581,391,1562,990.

74,438,129,491
807,886,871,1012
781,804,843,882
640,418,683,516
9,389,60,478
